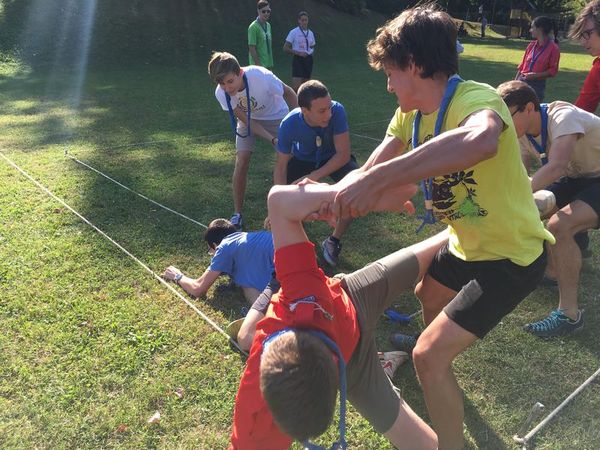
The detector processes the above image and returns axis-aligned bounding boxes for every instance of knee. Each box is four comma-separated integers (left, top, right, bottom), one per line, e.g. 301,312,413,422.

234,153,251,171
546,212,575,240
267,184,290,212
413,342,448,382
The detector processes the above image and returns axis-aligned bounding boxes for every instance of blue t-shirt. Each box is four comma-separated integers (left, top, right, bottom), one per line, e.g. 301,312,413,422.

208,231,274,290
277,101,349,166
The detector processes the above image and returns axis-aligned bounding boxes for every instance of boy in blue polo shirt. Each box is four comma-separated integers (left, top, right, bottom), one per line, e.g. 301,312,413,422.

163,218,275,304
274,80,358,266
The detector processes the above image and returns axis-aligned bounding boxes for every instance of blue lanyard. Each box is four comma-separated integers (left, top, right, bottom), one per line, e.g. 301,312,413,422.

412,75,463,232
528,40,550,72
526,103,549,165
300,27,310,52
225,73,251,138
262,328,347,450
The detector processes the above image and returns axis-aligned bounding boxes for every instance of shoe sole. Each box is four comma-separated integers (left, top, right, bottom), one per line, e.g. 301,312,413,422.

526,323,584,339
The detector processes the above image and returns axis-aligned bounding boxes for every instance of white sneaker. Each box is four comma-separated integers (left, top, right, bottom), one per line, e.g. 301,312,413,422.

378,351,409,379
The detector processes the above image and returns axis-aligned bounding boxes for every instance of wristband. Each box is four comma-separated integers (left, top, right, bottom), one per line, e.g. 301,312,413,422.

174,273,183,285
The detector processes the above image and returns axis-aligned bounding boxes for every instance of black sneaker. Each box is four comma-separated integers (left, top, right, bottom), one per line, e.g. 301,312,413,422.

230,213,243,231
523,309,584,338
389,332,419,354
321,236,342,266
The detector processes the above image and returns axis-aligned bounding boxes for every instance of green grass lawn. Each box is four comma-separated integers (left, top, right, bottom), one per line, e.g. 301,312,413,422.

1,5,600,449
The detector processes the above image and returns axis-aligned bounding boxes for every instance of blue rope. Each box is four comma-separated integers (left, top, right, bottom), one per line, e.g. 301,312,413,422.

225,73,251,138
412,74,463,233
526,103,549,166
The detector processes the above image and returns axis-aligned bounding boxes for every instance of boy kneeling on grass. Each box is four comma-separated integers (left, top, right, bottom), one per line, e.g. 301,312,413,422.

229,175,445,449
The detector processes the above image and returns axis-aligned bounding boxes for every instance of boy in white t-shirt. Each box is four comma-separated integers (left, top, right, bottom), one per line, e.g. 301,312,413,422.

283,11,316,92
499,80,600,338
208,52,298,230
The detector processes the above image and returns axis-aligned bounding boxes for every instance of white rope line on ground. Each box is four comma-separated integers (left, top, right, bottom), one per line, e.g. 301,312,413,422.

64,150,208,229
0,151,247,356
350,132,382,142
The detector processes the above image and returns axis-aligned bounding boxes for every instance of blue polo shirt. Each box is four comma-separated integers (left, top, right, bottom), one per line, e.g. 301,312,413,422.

277,101,349,166
208,231,274,290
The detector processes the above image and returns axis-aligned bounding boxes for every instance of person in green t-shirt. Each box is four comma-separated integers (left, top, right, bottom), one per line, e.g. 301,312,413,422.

248,0,273,68
322,6,554,450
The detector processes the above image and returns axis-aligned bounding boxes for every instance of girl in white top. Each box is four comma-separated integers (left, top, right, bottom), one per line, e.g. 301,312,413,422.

284,11,316,92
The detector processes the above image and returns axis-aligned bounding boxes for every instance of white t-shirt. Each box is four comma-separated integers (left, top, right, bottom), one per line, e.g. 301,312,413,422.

519,101,600,178
215,66,289,121
285,27,315,55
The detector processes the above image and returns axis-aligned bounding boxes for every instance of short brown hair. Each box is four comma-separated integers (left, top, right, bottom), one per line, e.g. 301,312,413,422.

260,330,338,441
298,80,329,109
203,218,237,248
257,0,269,10
497,80,540,112
207,52,241,83
569,0,600,40
367,5,458,79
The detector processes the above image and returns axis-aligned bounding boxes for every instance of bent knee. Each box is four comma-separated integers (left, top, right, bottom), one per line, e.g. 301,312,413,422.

413,341,450,377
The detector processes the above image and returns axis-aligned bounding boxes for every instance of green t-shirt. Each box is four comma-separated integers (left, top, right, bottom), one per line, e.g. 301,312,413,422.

386,80,554,266
248,20,273,68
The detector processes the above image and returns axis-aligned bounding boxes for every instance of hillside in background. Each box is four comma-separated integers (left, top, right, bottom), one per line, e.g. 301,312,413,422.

0,0,387,69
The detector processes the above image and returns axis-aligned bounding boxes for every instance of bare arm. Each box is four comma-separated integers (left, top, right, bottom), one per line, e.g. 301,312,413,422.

531,133,577,192
274,151,292,185
296,132,351,182
248,45,261,66
360,135,406,171
233,106,277,144
334,109,503,218
163,266,221,298
282,83,298,109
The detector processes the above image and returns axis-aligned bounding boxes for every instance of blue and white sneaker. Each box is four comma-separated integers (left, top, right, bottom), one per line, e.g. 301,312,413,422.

230,213,243,231
523,309,584,338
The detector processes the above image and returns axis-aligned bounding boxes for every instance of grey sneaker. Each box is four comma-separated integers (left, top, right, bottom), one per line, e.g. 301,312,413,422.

230,213,243,231
523,309,584,338
321,237,342,266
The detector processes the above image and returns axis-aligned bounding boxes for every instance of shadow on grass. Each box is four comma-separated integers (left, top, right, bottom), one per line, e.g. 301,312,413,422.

464,395,509,450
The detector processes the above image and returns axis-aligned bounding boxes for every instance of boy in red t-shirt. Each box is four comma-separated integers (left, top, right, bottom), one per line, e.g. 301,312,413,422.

229,175,446,449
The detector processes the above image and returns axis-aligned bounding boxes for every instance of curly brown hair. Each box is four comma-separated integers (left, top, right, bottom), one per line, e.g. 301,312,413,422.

366,5,458,79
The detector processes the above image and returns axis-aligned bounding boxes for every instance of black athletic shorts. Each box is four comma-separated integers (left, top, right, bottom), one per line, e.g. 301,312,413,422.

292,54,313,79
547,176,600,226
428,243,547,338
286,154,358,184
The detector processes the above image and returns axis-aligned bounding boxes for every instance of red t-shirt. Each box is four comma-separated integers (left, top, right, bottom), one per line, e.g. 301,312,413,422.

575,58,600,113
517,39,560,77
229,242,361,450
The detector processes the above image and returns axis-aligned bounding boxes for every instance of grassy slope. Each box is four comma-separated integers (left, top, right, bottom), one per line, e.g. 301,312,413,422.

1,1,599,449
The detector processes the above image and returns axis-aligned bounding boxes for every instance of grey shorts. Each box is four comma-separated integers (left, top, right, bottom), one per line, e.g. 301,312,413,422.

235,119,282,152
340,249,419,433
